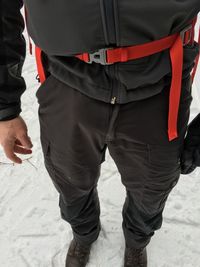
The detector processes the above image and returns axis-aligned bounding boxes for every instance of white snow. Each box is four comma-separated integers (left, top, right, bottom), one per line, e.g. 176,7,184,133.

0,17,200,267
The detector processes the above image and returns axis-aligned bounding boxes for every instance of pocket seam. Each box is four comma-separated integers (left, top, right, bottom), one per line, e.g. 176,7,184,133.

35,74,53,99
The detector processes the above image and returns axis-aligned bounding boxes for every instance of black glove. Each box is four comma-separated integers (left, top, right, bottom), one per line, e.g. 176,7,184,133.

180,113,200,174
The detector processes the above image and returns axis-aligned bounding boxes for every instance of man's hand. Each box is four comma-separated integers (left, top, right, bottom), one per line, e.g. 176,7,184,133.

180,114,200,174
180,146,200,174
0,115,33,164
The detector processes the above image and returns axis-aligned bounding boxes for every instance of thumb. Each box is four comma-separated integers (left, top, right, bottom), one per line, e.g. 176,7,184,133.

17,133,33,149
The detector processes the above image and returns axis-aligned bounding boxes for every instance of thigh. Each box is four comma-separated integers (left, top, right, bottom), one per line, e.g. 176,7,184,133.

114,73,192,147
107,75,193,213
35,75,108,202
108,139,180,214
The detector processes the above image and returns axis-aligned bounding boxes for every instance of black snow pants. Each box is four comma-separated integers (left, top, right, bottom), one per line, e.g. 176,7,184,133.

35,72,192,249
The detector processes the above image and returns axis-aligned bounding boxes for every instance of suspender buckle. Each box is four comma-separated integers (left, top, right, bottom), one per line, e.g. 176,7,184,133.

87,48,113,65
180,24,193,46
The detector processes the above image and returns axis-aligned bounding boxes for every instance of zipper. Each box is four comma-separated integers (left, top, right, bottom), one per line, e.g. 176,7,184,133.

109,64,118,104
111,96,117,104
99,0,118,104
100,0,116,45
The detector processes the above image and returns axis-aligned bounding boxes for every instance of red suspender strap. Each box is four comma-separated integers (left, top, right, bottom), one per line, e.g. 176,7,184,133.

168,35,184,141
35,46,46,84
168,17,199,141
168,17,200,141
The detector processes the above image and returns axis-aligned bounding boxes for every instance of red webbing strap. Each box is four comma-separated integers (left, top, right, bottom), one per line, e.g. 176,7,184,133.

24,6,33,55
168,36,184,141
35,46,46,83
75,53,90,62
76,34,178,63
106,34,178,63
168,17,198,141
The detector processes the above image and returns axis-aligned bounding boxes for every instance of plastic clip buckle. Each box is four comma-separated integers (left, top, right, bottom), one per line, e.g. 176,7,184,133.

87,48,113,65
180,24,193,46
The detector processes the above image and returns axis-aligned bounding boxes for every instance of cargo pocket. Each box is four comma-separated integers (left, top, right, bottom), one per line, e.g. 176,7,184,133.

41,137,55,179
141,174,180,214
157,175,180,210
35,73,53,101
143,172,181,213
145,144,181,212
41,139,55,175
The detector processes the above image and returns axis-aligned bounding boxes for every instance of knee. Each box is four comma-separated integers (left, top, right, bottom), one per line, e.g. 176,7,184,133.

49,162,101,205
123,191,164,236
59,187,100,223
66,164,101,192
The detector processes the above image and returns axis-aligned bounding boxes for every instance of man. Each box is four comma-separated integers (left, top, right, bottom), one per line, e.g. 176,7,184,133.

0,1,200,266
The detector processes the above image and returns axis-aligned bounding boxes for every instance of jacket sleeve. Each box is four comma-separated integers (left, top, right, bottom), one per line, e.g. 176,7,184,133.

0,0,26,121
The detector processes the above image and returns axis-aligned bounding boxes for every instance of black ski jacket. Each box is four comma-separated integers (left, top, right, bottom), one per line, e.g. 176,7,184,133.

0,0,200,121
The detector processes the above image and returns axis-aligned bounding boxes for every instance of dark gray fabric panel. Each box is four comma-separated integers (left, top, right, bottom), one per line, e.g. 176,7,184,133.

24,0,200,54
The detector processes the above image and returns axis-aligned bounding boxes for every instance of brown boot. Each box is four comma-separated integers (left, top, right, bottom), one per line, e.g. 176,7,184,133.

65,238,92,267
124,245,147,267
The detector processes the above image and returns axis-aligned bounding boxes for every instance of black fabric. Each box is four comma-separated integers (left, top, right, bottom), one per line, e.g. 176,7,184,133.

0,112,19,121
36,73,192,248
0,0,26,121
23,0,200,54
45,41,200,105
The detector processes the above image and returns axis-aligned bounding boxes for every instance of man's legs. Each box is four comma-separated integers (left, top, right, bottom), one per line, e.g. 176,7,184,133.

35,67,192,253
106,74,193,249
109,139,182,249
35,74,108,246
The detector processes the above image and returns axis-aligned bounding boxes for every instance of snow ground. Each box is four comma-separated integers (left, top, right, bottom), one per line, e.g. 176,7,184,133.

0,21,200,267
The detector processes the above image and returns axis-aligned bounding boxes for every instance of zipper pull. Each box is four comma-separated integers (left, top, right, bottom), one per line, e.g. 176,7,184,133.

111,96,117,104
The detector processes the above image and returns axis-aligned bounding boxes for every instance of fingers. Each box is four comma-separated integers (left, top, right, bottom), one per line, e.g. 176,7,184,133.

2,132,33,164
13,144,33,155
2,138,33,164
3,138,22,164
17,133,33,149
0,116,34,164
